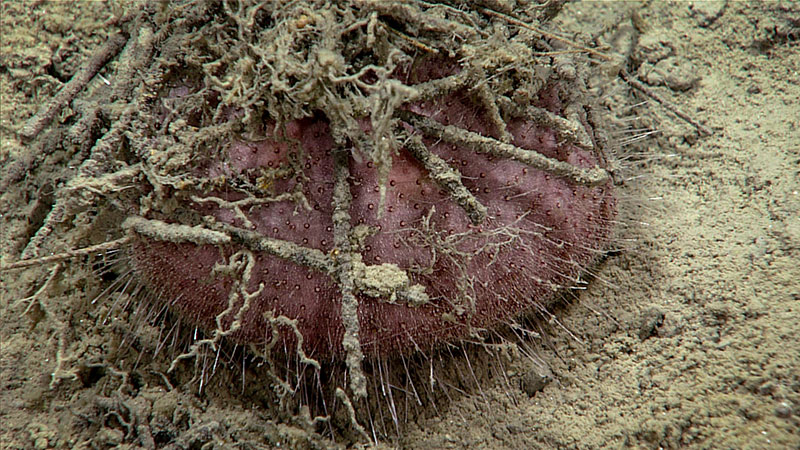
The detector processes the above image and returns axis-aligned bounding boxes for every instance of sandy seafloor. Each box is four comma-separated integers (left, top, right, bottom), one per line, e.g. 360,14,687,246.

0,1,798,449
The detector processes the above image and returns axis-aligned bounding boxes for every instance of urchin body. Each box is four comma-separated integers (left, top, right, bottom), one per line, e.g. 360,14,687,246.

128,60,616,363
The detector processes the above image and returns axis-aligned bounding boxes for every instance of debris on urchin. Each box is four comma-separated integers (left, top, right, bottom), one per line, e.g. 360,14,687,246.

5,0,617,426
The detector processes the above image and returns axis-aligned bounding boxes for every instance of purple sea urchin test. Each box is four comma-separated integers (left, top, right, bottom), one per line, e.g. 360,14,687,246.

128,48,616,361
